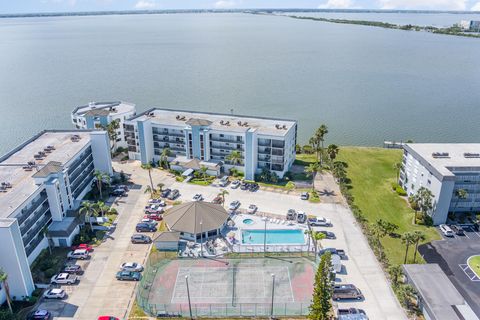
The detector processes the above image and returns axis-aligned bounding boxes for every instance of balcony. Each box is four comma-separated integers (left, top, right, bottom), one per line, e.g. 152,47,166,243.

271,148,284,156
210,144,244,152
20,204,50,235
69,156,93,182
258,140,271,147
68,149,92,175
26,232,47,257
23,214,52,247
17,194,48,226
258,148,271,155
272,140,285,148
258,155,271,162
210,136,244,144
152,130,185,138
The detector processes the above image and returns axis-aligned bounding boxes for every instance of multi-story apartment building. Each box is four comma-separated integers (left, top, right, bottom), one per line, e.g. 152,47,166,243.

71,101,136,149
0,130,112,304
124,108,297,180
399,143,480,225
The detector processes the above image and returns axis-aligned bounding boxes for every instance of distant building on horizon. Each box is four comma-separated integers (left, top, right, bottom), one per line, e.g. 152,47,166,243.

71,101,136,150
123,108,297,180
0,130,112,304
399,143,480,225
460,20,480,32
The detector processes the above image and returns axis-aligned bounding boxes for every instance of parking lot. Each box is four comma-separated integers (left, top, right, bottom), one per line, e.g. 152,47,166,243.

420,233,480,318
36,161,406,319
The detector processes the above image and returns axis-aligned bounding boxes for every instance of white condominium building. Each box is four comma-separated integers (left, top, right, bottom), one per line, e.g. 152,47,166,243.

0,130,112,304
124,108,297,180
71,101,136,149
399,143,480,225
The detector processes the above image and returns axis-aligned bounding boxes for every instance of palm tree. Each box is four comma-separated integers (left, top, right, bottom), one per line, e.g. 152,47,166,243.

312,231,326,257
94,170,110,199
316,124,329,164
393,162,402,182
452,188,468,217
200,166,209,182
79,201,97,230
160,148,171,169
388,264,403,285
218,189,229,207
226,150,243,166
326,144,339,165
141,163,154,191
401,232,416,264
145,185,154,197
305,162,321,190
95,201,110,217
412,230,426,263
0,268,13,313
304,229,312,255
371,220,387,242
332,161,348,183
106,119,120,152
414,187,434,223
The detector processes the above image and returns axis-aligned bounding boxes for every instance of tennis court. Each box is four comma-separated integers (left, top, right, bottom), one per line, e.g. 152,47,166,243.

138,257,315,317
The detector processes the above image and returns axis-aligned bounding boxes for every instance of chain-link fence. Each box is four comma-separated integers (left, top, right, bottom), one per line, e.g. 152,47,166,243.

137,252,314,318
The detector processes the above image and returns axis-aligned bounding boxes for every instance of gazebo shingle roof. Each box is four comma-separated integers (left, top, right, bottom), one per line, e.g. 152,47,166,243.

163,201,229,234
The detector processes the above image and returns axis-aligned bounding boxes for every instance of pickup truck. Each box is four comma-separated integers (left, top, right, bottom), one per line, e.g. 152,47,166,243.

51,273,79,285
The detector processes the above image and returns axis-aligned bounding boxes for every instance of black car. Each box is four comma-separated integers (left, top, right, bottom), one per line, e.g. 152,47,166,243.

319,248,346,257
248,183,259,192
286,209,297,220
450,224,465,235
131,234,152,243
318,230,336,239
27,310,51,320
62,264,82,274
240,183,249,190
161,188,171,198
136,223,156,232
167,189,179,200
337,308,366,316
110,189,126,197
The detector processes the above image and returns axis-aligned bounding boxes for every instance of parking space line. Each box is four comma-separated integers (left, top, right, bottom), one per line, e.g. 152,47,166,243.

459,264,480,282
464,232,470,239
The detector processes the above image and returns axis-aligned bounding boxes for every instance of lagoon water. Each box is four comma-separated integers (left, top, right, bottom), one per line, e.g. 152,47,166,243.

0,12,479,154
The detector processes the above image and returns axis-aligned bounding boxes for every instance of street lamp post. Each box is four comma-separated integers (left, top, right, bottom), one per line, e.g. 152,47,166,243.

185,275,193,319
270,273,275,317
200,220,203,257
263,217,267,256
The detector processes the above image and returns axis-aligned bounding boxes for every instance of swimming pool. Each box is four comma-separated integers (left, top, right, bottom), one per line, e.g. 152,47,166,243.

243,219,254,225
241,229,305,244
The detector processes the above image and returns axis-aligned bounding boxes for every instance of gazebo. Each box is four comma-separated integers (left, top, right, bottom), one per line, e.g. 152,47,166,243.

163,201,229,242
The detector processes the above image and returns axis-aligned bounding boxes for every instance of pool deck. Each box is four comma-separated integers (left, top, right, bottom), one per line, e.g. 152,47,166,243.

226,214,309,252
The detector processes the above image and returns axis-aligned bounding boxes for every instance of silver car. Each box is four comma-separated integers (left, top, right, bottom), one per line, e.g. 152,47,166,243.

120,262,144,272
43,288,66,299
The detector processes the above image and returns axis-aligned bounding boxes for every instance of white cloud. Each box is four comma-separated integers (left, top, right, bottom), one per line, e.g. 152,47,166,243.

318,0,356,8
378,0,467,10
134,0,157,9
471,1,480,10
214,0,238,8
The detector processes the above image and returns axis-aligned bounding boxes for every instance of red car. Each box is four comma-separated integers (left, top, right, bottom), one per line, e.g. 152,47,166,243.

72,244,94,252
98,317,119,320
144,214,162,221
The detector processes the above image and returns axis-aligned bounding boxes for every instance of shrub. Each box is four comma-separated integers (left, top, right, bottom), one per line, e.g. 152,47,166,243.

396,186,407,196
44,268,56,278
172,200,182,205
121,155,129,161
175,176,185,182
285,181,295,190
391,182,399,191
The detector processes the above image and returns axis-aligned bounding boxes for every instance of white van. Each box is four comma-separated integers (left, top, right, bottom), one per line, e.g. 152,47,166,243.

439,224,454,237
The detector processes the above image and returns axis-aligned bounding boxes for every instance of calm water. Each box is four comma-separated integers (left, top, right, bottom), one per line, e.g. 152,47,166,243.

0,13,479,155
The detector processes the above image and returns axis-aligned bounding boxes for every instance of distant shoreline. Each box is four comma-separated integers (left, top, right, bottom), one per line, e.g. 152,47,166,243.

1,8,480,19
279,14,480,39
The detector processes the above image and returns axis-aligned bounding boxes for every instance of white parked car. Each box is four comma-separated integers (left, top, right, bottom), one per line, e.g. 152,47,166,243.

120,262,144,272
308,217,332,227
43,288,66,299
50,273,78,285
230,180,241,189
67,249,89,260
439,224,454,237
193,194,203,201
247,204,258,214
229,200,241,210
141,218,158,226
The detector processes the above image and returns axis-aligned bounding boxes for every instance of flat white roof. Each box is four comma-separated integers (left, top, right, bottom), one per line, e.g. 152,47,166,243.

0,131,92,218
405,143,480,177
130,108,296,137
72,101,135,117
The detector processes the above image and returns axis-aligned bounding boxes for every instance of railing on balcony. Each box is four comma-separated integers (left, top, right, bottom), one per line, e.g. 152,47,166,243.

210,137,244,144
258,148,271,155
25,232,47,257
68,149,92,175
69,155,93,182
17,194,48,226
152,130,185,137
71,166,94,197
257,140,271,147
210,144,244,152
23,214,52,247
20,204,50,235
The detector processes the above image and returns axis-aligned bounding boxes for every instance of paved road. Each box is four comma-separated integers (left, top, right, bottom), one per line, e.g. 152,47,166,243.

38,163,154,319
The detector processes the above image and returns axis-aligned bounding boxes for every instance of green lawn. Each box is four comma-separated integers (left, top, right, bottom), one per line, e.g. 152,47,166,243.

468,255,480,277
336,147,440,265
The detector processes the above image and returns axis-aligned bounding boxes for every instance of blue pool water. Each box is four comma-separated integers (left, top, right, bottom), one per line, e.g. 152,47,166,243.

242,229,305,244
243,219,254,225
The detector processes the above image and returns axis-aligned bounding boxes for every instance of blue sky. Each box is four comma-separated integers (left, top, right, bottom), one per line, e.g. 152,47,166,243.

1,0,480,14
